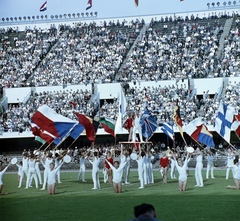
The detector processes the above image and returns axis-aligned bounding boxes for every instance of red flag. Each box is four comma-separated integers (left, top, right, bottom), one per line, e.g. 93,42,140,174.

31,123,55,143
174,103,183,137
123,117,133,131
75,113,95,141
232,114,240,139
135,0,139,7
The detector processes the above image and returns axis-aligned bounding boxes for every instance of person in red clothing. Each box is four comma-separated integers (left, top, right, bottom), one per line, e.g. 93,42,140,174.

104,151,114,184
123,112,134,141
160,152,169,184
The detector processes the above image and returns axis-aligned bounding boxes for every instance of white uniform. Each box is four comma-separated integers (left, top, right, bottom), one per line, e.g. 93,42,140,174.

41,161,63,185
54,158,62,183
123,155,131,184
120,155,126,179
0,165,10,185
26,159,38,188
132,115,143,142
136,156,144,188
206,155,215,179
148,155,154,183
170,158,177,179
226,154,234,179
143,156,149,185
107,161,128,183
195,154,204,187
35,161,42,185
175,159,188,182
231,165,240,180
78,156,87,182
19,157,29,188
42,157,53,190
89,157,100,189
16,164,23,187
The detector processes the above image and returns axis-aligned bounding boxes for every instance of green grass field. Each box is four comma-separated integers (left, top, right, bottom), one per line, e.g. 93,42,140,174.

0,169,239,221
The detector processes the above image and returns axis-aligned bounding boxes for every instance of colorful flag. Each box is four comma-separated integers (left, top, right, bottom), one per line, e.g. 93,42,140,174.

231,114,240,139
35,136,46,144
174,102,183,137
214,102,234,143
141,108,158,140
185,118,215,148
40,1,47,12
31,122,56,144
161,122,174,140
86,0,92,10
99,117,115,137
75,113,95,141
135,0,139,7
31,105,84,139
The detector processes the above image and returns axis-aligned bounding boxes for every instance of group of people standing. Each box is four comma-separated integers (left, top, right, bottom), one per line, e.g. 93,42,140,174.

15,150,64,194
1,144,240,196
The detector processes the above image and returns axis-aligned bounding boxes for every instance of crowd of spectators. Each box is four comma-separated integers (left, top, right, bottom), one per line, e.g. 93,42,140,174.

0,88,99,132
118,14,227,82
0,25,58,88
26,20,142,87
0,14,240,133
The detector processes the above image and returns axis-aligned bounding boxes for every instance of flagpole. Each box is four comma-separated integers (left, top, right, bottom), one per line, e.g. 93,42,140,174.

54,122,79,150
67,134,81,150
37,142,47,151
43,141,54,152
218,133,239,153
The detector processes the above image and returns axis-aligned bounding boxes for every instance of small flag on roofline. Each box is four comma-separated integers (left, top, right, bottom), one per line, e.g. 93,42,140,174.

86,0,92,10
40,1,47,12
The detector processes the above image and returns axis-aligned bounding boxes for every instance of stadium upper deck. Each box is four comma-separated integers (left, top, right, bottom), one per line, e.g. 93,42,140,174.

0,10,240,143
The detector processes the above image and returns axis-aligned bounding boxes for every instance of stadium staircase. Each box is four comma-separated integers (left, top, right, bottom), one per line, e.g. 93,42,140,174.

216,18,233,59
115,23,148,82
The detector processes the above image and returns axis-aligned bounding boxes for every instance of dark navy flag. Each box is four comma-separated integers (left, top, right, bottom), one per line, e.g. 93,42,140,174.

141,108,158,141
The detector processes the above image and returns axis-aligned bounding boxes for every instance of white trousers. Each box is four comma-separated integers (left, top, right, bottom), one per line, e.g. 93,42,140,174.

195,163,203,186
78,165,86,181
132,125,143,142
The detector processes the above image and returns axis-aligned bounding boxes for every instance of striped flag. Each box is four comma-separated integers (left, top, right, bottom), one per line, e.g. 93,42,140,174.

31,105,84,139
161,122,174,140
86,0,92,10
99,117,115,137
185,118,215,148
35,136,46,144
40,1,47,12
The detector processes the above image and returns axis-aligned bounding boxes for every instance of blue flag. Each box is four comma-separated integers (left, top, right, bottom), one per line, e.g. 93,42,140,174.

141,108,158,141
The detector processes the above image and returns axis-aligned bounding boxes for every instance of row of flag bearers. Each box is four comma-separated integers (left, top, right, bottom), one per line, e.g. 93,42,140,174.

30,101,240,152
